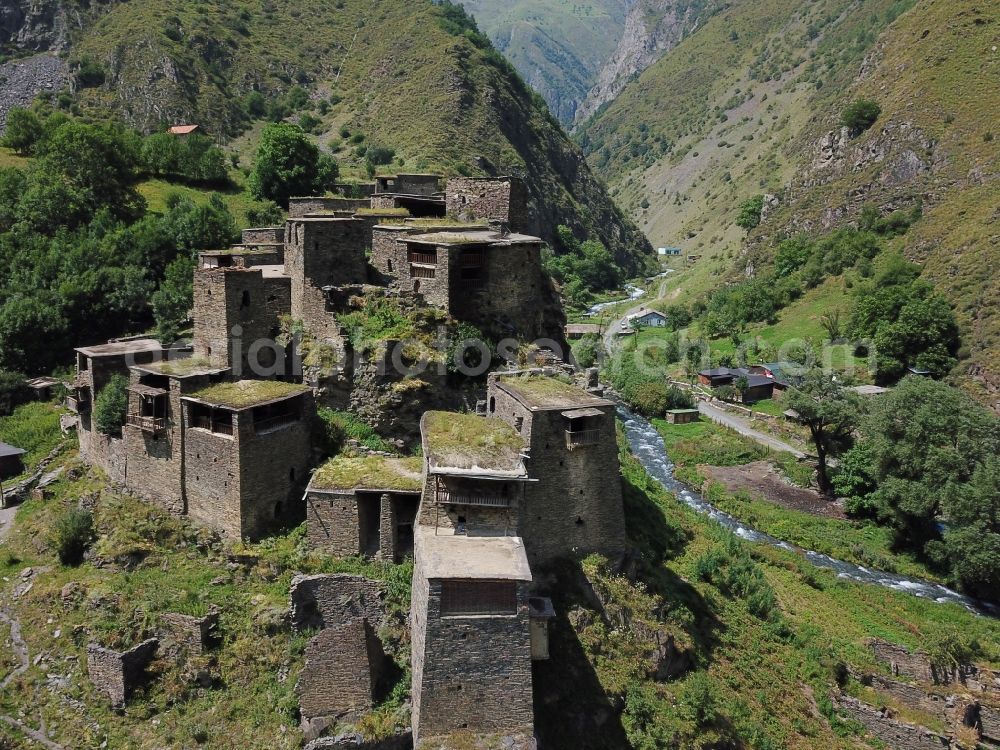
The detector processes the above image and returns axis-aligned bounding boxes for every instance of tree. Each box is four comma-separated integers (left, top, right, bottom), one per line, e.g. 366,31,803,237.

841,378,1000,598
93,374,128,437
785,371,860,495
820,310,842,341
1,108,44,155
0,370,31,416
152,255,197,344
248,123,336,207
841,99,882,135
736,194,764,232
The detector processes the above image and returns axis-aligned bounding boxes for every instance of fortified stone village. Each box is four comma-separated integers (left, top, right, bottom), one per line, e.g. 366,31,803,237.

66,175,626,747
58,175,1000,749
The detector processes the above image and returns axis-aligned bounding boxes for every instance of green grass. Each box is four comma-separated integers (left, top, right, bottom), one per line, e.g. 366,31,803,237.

188,380,310,410
0,440,413,749
0,146,29,170
703,481,943,582
0,401,67,474
652,418,769,475
422,411,524,470
311,455,423,492
317,408,398,454
61,0,649,274
576,425,1000,749
137,177,274,229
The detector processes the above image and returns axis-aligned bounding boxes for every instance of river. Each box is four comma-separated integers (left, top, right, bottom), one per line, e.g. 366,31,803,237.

618,405,995,616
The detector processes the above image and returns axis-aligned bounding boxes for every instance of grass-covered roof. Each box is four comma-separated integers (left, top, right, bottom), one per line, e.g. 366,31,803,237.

311,455,423,492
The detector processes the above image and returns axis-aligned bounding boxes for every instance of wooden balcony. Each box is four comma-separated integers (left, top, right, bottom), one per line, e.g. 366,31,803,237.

192,415,234,436
126,414,168,433
253,413,300,434
565,429,600,449
436,490,511,508
407,251,437,265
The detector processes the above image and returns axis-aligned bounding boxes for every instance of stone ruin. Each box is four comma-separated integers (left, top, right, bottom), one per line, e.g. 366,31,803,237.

86,638,158,708
842,639,1000,747
158,607,220,656
290,574,391,734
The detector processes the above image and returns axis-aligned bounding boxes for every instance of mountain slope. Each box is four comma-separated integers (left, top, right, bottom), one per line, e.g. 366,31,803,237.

460,0,632,125
743,0,1000,402
580,0,999,403
573,0,715,126
3,0,652,274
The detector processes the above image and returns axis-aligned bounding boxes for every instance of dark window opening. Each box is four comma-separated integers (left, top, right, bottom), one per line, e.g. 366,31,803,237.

489,396,495,413
440,581,517,616
190,403,233,435
387,259,394,273
274,502,283,520
252,396,302,433
241,290,251,308
289,467,295,482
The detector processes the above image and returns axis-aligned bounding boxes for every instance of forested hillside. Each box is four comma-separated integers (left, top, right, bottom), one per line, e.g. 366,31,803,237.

0,0,651,275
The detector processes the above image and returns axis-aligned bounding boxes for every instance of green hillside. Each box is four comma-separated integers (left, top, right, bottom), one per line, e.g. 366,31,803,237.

23,0,651,273
580,0,1000,402
460,0,630,124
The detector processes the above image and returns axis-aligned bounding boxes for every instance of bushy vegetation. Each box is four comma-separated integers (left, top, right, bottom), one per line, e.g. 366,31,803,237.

315,407,398,456
93,374,128,437
0,114,240,374
835,377,1000,600
735,194,764,232
847,254,959,381
0,369,31,416
248,123,338,208
544,224,625,308
52,508,95,566
840,98,882,134
606,335,690,417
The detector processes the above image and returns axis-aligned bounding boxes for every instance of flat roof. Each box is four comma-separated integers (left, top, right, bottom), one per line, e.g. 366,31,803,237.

403,230,542,247
0,441,26,458
565,323,601,334
422,411,526,476
183,380,310,410
494,375,614,411
310,455,423,493
258,265,289,279
75,339,163,358
851,384,890,396
287,216,362,223
415,526,532,581
133,357,228,379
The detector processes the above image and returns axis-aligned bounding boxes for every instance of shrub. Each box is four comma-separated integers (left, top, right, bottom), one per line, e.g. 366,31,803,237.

0,370,31,416
736,194,764,232
74,58,106,88
53,509,94,566
93,374,128,437
841,98,881,134
679,672,718,727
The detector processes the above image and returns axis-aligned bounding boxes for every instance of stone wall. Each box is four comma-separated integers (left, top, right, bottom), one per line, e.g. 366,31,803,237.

864,675,951,723
237,397,314,539
285,218,366,349
448,241,563,343
242,227,284,244
86,639,158,708
79,429,127,485
371,195,401,210
410,571,534,742
370,227,415,287
192,268,291,376
981,704,1000,744
183,412,243,537
296,618,386,721
306,490,418,560
289,197,372,218
834,695,950,750
487,380,626,565
417,474,521,536
445,177,529,233
159,610,219,656
289,574,386,631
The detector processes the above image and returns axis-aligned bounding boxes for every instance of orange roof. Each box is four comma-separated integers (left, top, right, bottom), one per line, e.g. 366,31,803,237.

167,124,200,135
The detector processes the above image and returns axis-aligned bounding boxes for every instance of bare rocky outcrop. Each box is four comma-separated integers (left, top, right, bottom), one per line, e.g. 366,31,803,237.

0,0,72,53
0,53,69,133
834,695,951,750
574,0,704,126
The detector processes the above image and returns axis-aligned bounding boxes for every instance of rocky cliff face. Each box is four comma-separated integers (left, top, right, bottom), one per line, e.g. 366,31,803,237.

574,0,707,126
0,0,69,53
